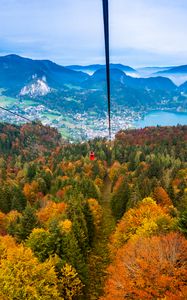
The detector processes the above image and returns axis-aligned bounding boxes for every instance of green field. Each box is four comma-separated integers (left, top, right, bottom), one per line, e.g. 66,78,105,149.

20,99,38,107
64,84,83,90
0,95,38,108
0,95,17,107
0,93,79,140
58,127,70,138
43,112,61,121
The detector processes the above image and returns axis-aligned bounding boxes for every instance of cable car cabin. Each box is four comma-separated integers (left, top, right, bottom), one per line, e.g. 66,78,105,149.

90,151,95,161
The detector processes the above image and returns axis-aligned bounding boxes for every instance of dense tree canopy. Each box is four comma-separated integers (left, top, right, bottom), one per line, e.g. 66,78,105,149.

0,123,186,299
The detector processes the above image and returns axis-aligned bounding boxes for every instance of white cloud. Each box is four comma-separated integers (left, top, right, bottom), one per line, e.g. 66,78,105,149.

0,0,187,66
110,0,187,53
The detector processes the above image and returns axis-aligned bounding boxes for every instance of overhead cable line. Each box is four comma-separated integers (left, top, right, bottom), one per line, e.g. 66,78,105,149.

102,0,111,140
0,105,32,122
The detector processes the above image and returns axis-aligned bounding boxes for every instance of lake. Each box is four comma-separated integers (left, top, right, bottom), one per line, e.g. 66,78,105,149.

134,110,187,128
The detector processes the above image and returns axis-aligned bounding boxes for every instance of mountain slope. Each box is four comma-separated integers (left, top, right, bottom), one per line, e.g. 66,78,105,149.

0,54,89,96
137,66,173,77
152,65,187,85
179,80,187,92
156,65,187,74
83,68,176,91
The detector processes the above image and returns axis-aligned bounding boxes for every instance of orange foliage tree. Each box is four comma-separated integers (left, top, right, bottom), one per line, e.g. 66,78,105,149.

108,161,121,182
153,186,173,207
0,211,6,235
94,178,104,190
0,210,21,236
37,201,66,225
101,233,187,300
112,175,124,193
23,181,39,204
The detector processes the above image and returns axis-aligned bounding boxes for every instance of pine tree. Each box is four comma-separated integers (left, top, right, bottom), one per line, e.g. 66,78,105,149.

8,206,39,241
178,209,187,237
126,184,141,209
11,186,27,212
82,201,95,246
111,180,130,220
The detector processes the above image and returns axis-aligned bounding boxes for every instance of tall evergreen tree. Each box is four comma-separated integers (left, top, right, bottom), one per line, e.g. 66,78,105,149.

111,180,130,220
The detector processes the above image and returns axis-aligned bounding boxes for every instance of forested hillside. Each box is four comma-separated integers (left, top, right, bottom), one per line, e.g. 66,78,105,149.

0,123,186,299
1,55,187,118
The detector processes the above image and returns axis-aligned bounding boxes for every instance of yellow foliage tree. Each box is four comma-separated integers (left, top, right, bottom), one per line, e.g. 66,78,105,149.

108,161,121,181
59,264,84,300
0,236,83,300
83,163,93,178
97,160,107,179
5,210,21,225
59,219,72,234
111,197,176,249
0,236,63,300
88,198,102,230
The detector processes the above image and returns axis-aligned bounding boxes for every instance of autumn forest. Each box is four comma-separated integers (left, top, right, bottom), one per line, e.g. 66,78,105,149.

0,122,187,300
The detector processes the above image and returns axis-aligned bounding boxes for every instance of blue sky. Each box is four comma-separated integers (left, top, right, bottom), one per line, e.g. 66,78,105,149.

0,0,187,67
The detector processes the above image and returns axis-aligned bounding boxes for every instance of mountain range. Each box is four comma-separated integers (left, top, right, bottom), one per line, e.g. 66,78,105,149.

67,63,138,77
151,65,187,86
0,54,187,113
68,64,187,85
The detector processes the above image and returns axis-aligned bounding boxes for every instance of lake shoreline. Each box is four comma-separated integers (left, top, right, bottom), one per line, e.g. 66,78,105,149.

134,110,187,128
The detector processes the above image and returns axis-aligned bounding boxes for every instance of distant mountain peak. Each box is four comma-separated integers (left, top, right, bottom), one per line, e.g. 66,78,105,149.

155,65,187,74
3,54,22,58
20,78,51,97
66,63,139,76
1,54,30,61
90,68,127,82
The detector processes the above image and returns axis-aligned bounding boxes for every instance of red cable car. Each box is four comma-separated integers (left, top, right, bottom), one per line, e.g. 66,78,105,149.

90,151,95,161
